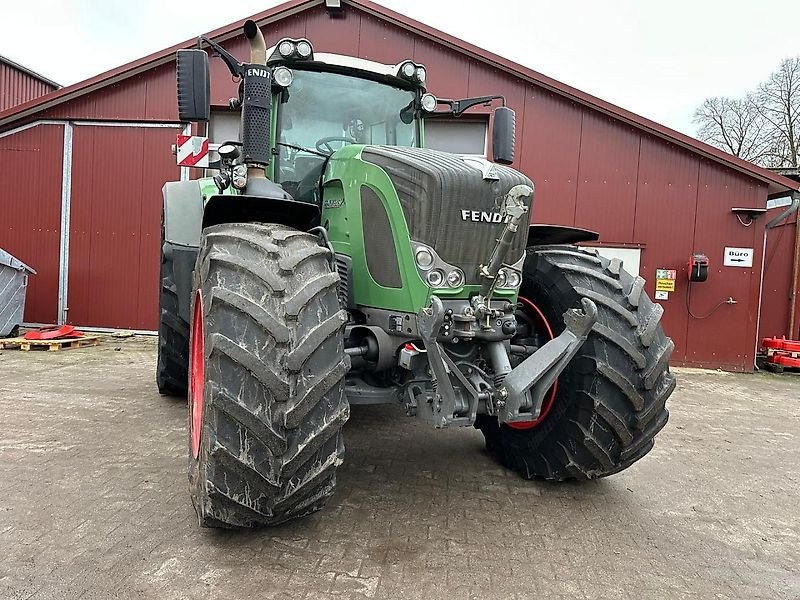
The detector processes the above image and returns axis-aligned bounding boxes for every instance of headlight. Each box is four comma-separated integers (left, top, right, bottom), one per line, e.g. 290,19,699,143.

232,165,248,190
415,66,426,84
446,269,465,288
494,270,507,288
273,66,293,87
218,143,240,160
504,269,521,288
426,269,445,287
278,41,295,57
415,248,434,270
296,41,312,58
400,61,416,79
420,93,437,113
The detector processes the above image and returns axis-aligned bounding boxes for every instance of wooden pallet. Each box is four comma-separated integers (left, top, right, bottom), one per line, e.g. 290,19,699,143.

0,335,100,351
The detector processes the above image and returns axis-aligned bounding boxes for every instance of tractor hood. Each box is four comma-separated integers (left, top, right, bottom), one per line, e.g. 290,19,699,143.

361,146,533,285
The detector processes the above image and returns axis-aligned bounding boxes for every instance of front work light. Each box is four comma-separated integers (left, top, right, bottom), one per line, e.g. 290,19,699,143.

400,61,416,79
296,41,312,58
278,41,295,58
420,93,437,112
426,269,445,287
273,66,294,87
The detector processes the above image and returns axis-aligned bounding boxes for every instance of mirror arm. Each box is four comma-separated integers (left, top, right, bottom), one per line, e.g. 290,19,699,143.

435,95,506,116
197,36,243,77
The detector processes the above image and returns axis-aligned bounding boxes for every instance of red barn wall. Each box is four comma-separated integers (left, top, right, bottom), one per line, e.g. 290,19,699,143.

0,3,786,370
0,124,63,324
0,61,56,112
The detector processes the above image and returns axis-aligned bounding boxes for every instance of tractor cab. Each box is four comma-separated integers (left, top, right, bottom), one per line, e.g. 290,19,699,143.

266,49,427,201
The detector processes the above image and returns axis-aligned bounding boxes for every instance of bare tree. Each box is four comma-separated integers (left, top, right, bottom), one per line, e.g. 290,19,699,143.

754,57,800,168
693,57,800,168
693,95,771,163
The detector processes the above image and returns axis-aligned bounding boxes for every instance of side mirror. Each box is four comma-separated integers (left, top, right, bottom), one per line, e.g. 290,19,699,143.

176,49,210,122
492,106,515,165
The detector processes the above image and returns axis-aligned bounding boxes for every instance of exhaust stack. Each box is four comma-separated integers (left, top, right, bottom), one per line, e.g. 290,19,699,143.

243,19,267,65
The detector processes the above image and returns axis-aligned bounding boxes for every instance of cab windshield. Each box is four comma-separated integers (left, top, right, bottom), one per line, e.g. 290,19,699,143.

276,69,418,200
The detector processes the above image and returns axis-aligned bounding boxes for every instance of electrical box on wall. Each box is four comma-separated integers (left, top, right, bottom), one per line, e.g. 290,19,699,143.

688,253,709,282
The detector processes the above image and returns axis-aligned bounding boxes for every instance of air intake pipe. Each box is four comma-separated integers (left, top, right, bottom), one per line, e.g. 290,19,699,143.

240,20,271,172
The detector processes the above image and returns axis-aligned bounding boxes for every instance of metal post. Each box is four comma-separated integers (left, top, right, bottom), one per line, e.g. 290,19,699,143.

57,122,74,325
180,123,191,181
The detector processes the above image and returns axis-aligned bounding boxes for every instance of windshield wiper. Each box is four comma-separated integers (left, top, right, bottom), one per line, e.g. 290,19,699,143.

276,142,328,158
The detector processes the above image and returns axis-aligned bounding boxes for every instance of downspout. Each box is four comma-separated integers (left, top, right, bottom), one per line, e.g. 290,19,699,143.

755,191,800,367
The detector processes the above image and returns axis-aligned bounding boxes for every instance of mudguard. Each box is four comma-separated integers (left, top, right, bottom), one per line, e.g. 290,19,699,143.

527,224,599,247
202,194,320,231
162,180,204,247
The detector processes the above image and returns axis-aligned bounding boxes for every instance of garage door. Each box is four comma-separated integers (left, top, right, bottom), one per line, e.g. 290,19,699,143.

67,125,180,330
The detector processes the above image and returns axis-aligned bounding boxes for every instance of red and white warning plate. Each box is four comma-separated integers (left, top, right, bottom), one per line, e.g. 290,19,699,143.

176,135,209,168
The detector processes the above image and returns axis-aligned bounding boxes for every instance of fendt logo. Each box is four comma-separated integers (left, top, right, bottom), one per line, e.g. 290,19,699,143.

460,210,512,223
246,67,270,78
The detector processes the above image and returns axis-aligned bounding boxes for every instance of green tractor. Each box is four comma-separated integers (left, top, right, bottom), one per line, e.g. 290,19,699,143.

158,20,675,528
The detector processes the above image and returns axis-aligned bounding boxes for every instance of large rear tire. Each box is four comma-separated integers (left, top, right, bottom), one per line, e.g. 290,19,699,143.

188,222,349,528
156,235,189,397
476,245,675,480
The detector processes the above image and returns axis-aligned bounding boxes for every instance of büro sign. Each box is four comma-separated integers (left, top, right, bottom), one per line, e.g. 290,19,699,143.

723,247,753,268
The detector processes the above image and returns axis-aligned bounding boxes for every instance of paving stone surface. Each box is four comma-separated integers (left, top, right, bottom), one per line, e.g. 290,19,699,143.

0,337,798,599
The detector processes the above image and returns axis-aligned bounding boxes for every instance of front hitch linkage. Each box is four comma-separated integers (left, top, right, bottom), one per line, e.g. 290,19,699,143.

497,297,598,425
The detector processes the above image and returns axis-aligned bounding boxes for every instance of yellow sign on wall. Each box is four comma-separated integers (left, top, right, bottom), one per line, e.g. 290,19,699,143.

655,279,676,292
655,268,677,293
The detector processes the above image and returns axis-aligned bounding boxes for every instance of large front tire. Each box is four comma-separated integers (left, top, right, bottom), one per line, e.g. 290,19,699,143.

188,222,349,528
156,232,189,397
476,245,675,480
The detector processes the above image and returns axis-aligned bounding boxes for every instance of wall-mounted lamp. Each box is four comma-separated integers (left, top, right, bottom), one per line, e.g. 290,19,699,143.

731,206,767,227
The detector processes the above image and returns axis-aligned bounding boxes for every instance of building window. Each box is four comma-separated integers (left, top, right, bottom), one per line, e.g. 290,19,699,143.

425,119,487,156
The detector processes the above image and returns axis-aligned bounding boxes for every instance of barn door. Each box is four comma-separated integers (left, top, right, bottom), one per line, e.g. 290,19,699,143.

67,125,180,330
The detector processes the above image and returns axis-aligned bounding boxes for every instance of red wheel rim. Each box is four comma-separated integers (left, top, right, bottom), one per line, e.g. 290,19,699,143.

506,295,558,430
189,290,205,459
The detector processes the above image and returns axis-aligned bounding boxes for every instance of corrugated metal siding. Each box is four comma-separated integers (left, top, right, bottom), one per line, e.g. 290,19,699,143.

519,88,582,226
633,138,700,364
0,62,56,112
67,126,179,330
759,211,798,341
683,161,766,370
0,124,63,324
574,113,641,243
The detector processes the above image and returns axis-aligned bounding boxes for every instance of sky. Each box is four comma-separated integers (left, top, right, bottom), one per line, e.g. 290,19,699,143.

2,0,798,136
